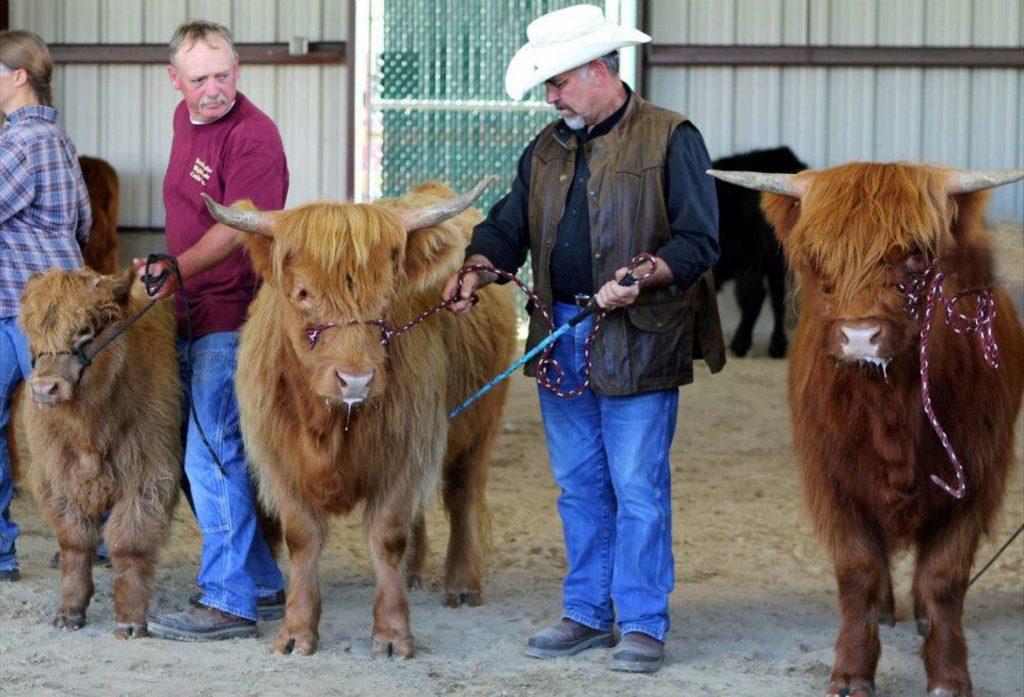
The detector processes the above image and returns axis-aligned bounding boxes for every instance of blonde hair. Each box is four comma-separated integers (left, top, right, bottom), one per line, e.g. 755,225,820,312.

0,30,53,106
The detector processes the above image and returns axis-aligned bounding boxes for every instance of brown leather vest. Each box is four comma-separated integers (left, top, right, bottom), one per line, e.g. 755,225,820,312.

525,94,725,394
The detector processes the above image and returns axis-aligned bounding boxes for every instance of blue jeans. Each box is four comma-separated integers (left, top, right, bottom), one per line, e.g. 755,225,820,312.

536,302,678,642
180,332,283,620
0,317,31,573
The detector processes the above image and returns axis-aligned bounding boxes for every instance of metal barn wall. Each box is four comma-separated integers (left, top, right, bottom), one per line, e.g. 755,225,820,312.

9,0,350,228
646,0,1024,223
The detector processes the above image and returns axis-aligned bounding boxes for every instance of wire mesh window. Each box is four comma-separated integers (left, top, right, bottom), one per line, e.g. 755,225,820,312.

369,0,602,212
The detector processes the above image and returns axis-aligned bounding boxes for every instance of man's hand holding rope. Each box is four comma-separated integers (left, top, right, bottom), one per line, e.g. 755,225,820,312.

442,254,499,315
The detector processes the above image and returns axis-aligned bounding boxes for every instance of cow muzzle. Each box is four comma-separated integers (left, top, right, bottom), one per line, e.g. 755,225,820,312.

831,319,895,370
28,374,76,406
335,368,375,405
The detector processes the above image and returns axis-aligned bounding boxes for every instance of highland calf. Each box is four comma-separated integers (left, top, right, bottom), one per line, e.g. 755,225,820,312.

710,163,1024,697
204,179,516,658
20,267,181,639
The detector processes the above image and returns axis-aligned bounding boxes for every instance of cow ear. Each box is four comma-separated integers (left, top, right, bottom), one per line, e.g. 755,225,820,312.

242,235,274,280
109,266,136,306
944,190,997,288
760,193,801,244
403,223,474,293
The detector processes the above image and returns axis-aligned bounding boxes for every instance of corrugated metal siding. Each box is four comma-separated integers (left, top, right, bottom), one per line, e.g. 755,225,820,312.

648,0,1024,222
9,0,349,227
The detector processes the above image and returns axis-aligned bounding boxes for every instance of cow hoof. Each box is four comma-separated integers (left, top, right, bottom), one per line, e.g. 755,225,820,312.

53,612,86,631
826,680,875,697
768,340,788,358
114,622,149,640
916,616,931,637
877,611,895,628
927,688,964,697
373,637,414,659
274,631,317,656
444,590,482,608
407,574,422,591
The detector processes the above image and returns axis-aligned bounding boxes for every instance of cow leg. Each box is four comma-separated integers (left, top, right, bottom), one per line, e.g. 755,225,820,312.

104,497,166,639
51,505,100,631
912,521,978,696
365,502,415,658
441,440,491,609
765,256,789,358
826,526,889,696
276,498,326,655
731,270,766,357
877,569,895,627
406,514,427,591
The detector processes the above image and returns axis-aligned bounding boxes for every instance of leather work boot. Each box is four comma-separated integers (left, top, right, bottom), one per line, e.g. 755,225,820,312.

609,632,665,673
147,604,257,641
189,588,285,621
524,618,615,658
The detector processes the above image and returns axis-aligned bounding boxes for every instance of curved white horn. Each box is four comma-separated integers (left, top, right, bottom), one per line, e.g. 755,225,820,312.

946,169,1024,195
399,175,496,233
706,169,806,198
202,193,278,237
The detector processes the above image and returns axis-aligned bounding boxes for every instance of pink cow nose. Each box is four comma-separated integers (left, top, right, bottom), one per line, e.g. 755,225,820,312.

840,324,881,358
336,369,375,404
30,379,61,404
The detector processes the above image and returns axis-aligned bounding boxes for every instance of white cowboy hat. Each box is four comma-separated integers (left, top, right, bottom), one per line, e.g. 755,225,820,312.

504,4,651,101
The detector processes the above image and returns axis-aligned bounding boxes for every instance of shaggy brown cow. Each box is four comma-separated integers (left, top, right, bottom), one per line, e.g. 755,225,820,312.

78,155,120,275
19,267,181,639
709,163,1024,697
204,179,516,658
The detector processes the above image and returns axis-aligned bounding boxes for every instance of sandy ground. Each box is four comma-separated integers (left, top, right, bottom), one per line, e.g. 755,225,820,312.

1,226,1022,697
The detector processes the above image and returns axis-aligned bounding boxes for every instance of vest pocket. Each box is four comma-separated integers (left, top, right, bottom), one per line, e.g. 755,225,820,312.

622,299,693,384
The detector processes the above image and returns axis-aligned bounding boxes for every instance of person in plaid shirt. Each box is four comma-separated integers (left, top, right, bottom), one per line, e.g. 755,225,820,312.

0,30,91,582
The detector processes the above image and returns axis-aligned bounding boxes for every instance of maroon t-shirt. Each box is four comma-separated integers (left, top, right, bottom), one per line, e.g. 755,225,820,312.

163,92,289,336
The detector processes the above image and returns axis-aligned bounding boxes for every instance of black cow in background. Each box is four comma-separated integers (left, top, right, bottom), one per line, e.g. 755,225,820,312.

710,146,807,358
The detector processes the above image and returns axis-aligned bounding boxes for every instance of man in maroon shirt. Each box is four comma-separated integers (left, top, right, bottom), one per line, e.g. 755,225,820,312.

138,20,288,641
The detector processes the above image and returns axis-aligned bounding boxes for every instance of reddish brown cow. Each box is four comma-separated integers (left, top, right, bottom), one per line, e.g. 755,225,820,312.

19,267,181,638
204,179,516,658
710,163,1024,697
78,155,120,275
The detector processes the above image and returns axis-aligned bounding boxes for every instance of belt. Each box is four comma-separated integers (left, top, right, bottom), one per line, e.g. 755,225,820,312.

554,293,592,308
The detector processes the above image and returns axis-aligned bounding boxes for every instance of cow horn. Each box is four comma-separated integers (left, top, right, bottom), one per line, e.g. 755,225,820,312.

399,175,496,233
201,193,278,237
945,168,1024,194
706,169,806,198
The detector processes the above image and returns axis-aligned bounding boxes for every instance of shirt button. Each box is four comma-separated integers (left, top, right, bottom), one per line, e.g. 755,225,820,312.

559,174,568,182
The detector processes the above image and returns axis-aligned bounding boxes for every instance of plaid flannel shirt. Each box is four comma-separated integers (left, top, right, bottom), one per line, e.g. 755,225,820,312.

0,105,90,317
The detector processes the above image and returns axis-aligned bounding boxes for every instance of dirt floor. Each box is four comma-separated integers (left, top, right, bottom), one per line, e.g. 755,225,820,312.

1,226,1022,697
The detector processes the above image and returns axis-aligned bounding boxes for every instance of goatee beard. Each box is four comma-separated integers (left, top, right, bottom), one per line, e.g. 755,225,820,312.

561,114,586,130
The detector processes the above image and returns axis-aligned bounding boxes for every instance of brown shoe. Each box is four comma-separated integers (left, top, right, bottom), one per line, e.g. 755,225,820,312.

524,618,615,658
609,632,664,673
147,604,257,641
189,589,285,621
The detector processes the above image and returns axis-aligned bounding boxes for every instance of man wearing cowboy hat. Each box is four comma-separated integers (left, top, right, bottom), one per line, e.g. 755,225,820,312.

443,4,724,673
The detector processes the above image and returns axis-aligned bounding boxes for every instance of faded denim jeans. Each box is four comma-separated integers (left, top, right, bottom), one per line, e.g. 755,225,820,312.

0,317,30,573
180,332,283,620
536,302,678,642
